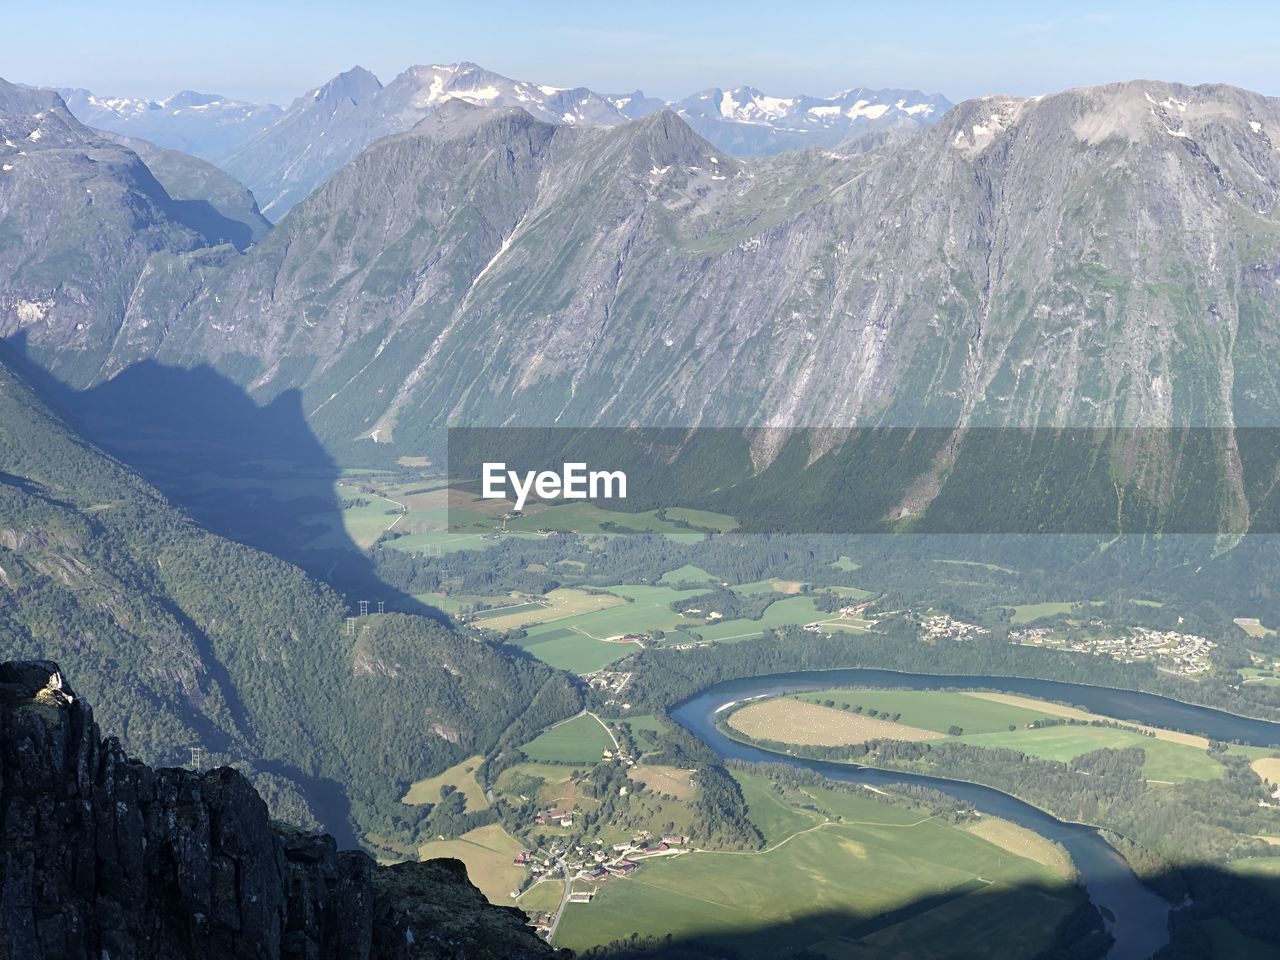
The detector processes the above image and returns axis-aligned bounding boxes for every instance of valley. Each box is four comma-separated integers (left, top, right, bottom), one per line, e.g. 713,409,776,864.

8,27,1280,958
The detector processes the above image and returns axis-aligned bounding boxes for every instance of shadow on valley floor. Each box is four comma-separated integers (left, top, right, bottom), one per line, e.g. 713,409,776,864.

562,863,1280,960
1,334,444,623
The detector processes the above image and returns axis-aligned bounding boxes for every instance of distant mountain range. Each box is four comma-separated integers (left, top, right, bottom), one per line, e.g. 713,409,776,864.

59,62,951,217
58,87,282,161
9,71,1280,531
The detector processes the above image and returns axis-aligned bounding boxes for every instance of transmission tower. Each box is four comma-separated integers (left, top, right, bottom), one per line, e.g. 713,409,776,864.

377,600,385,614
189,746,204,769
358,600,370,617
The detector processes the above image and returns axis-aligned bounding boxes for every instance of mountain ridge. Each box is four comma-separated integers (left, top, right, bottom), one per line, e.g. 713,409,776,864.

0,658,561,960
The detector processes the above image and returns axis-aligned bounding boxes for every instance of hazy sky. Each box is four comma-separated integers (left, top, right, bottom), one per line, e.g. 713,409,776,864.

8,1,1280,106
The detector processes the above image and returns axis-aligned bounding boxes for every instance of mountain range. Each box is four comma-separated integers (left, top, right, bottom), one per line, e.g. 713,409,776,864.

8,71,1280,532
62,62,950,217
58,87,282,160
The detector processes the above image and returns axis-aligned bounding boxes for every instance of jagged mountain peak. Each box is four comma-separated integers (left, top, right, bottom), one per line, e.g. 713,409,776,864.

0,78,86,143
936,78,1280,162
307,64,382,105
612,107,740,176
409,98,554,142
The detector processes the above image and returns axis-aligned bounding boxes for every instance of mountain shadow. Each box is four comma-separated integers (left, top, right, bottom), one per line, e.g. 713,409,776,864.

1,334,442,622
571,863,1280,960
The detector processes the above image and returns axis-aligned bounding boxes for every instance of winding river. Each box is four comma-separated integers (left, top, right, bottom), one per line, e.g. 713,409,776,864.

670,668,1280,960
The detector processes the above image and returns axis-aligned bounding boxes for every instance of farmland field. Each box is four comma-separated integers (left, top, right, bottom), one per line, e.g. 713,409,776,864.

520,630,639,673
791,689,1061,734
417,823,527,904
521,713,615,764
473,587,625,631
756,689,1226,782
1252,757,1280,787
693,595,828,642
658,563,718,584
504,502,705,541
553,771,1081,956
955,725,1223,781
627,764,698,800
663,507,739,532
515,879,565,915
728,698,944,746
509,583,710,671
401,754,489,809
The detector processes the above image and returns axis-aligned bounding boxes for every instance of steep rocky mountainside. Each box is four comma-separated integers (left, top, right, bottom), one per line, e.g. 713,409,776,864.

217,66,386,219
0,659,560,960
7,79,1280,526
112,82,1280,448
0,345,578,840
215,61,947,217
59,87,282,161
97,129,273,249
0,79,245,382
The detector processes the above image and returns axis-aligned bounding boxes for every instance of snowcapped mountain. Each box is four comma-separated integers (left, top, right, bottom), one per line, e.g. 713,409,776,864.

222,62,951,217
59,88,282,161
61,63,952,217
380,62,634,127
668,85,953,154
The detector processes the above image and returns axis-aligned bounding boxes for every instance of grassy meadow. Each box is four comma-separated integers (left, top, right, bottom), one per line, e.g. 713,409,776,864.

553,771,1081,957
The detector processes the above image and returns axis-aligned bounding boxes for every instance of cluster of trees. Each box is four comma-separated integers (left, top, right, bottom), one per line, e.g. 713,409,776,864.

669,587,784,622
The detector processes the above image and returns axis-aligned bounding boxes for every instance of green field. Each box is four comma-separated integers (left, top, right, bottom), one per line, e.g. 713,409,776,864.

504,502,704,542
831,556,860,571
554,771,1081,956
663,507,740,532
509,583,711,671
521,713,616,764
401,755,489,808
792,689,1062,734
1007,602,1078,624
659,564,718,584
956,726,1223,781
417,823,527,904
694,595,828,642
789,689,1224,781
520,631,636,673
516,879,565,916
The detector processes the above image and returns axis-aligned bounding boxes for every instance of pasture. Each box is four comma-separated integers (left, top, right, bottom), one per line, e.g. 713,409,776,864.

516,879,565,915
417,823,527,903
728,699,944,747
792,689,1061,734
401,754,489,809
519,630,636,674
694,595,828,642
659,564,718,584
553,771,1080,957
627,764,698,800
770,689,1226,782
955,725,1224,781
474,587,625,632
521,713,615,764
663,507,739,532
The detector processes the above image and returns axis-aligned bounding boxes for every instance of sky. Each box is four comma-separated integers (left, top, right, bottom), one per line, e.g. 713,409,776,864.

8,1,1280,106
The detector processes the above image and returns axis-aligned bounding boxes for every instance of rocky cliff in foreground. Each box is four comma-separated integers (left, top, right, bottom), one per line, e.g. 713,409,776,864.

0,660,562,960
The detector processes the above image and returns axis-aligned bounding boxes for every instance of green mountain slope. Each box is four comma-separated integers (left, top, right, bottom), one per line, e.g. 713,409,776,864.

0,353,579,841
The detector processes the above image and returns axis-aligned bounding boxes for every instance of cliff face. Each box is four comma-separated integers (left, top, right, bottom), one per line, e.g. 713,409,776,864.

0,660,561,960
